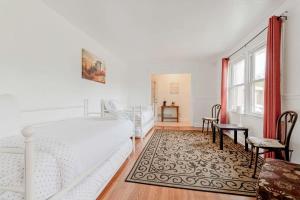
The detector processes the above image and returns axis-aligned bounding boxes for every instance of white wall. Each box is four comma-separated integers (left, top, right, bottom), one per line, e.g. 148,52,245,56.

127,62,219,126
216,0,300,163
282,0,300,163
0,0,129,126
152,73,191,122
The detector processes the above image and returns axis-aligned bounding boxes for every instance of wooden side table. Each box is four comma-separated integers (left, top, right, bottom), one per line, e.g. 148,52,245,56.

161,105,179,122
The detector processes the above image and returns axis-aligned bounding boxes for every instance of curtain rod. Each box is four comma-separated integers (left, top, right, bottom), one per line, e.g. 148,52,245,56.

227,13,288,59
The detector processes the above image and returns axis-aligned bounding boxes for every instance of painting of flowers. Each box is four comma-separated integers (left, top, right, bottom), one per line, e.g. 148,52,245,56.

82,49,106,83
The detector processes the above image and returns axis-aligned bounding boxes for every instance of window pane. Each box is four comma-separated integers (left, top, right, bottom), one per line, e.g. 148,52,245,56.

230,85,244,112
253,81,264,114
254,48,266,80
232,60,245,85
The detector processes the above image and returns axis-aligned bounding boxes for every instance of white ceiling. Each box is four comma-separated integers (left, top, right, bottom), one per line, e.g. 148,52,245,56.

43,0,286,65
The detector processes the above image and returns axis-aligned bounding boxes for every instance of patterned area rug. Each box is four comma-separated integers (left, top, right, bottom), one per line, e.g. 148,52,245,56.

126,129,263,197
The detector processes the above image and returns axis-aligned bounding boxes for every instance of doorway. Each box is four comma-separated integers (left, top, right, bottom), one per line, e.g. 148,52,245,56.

151,73,192,126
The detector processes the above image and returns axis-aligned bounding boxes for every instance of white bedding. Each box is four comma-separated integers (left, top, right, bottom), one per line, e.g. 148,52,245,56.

0,136,72,200
34,117,134,176
0,117,133,200
137,108,154,123
104,107,154,139
102,100,154,122
61,139,132,200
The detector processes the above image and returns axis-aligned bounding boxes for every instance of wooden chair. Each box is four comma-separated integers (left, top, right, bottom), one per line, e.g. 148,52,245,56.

202,104,221,133
247,111,298,178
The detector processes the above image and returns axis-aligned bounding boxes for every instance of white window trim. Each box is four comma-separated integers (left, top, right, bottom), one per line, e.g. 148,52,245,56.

249,42,266,116
228,40,266,117
228,56,246,113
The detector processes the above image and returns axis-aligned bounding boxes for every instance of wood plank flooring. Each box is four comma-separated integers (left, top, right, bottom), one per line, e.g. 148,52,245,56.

97,126,256,200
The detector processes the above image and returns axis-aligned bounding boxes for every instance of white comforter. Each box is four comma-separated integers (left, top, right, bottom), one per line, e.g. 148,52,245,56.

137,108,154,123
106,106,154,122
0,118,133,200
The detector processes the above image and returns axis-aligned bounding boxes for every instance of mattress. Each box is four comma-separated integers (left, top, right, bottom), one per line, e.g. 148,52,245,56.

33,117,134,176
61,139,132,200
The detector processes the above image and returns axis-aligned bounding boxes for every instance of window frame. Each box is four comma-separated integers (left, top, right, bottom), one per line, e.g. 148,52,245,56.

227,41,266,117
249,43,267,115
228,56,247,113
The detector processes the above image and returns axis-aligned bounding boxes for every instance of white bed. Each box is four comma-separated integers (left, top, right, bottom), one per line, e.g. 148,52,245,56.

34,118,133,176
0,95,135,200
100,99,154,139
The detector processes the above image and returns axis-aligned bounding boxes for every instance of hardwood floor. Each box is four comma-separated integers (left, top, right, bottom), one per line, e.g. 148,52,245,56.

97,126,255,200
155,121,192,127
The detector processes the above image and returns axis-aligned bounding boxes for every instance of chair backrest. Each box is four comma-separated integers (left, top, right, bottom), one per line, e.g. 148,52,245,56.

211,104,221,121
276,111,298,149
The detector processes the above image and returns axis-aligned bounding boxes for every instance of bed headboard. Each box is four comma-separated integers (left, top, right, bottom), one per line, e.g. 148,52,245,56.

0,94,21,138
84,99,104,118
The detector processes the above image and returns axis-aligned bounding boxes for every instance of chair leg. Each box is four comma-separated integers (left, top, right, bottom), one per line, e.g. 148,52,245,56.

274,149,281,160
252,147,259,178
249,145,254,168
206,121,210,134
202,120,205,133
285,149,290,162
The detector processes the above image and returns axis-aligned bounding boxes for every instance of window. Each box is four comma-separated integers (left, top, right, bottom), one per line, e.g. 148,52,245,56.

251,47,266,114
229,59,245,113
228,44,266,116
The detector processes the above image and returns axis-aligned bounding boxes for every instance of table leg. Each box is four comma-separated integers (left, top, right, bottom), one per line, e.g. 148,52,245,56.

212,125,216,143
219,129,223,150
244,130,249,151
176,107,179,122
234,130,237,144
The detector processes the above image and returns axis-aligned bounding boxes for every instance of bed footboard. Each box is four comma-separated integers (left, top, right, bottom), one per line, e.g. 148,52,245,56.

0,128,33,199
0,148,25,194
22,127,34,200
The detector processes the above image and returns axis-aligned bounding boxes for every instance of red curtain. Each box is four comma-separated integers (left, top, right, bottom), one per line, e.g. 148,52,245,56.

263,16,282,158
220,58,229,124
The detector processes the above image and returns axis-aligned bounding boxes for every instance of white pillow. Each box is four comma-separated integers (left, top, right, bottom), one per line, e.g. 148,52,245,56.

109,100,125,111
103,100,113,111
0,94,21,138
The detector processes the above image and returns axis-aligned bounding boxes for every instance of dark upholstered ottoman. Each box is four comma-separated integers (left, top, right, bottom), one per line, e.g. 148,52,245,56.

257,158,300,200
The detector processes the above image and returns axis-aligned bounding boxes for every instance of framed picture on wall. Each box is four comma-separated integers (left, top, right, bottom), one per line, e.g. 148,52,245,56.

169,82,179,94
82,48,106,83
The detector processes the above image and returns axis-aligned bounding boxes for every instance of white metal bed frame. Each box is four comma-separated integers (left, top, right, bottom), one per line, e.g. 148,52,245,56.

0,99,136,200
100,100,155,142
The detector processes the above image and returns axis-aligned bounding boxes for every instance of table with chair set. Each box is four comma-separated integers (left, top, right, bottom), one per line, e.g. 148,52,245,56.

203,104,298,180
202,104,249,152
202,102,299,200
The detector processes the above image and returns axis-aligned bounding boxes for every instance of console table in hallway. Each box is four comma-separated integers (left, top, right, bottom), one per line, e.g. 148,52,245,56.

161,105,179,122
